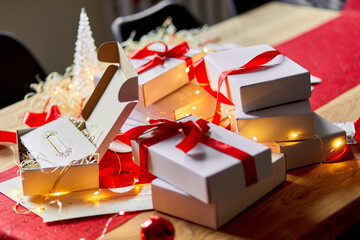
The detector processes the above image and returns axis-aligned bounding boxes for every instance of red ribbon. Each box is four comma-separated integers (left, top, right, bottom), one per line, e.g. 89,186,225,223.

193,50,284,125
123,118,258,187
22,105,62,128
353,116,360,143
0,105,62,144
129,41,194,79
0,131,17,144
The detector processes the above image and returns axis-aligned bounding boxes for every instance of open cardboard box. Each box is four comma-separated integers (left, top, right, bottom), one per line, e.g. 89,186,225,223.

18,42,138,196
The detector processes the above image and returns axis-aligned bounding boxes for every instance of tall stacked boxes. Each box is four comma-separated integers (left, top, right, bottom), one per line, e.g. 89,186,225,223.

129,115,286,227
206,44,346,169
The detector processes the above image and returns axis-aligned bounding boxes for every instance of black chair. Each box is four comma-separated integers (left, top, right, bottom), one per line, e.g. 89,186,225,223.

0,31,46,109
111,0,202,43
227,0,272,15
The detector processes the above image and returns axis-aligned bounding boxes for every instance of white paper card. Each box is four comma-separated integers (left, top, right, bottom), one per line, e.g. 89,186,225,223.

0,177,153,222
20,117,96,168
334,121,357,144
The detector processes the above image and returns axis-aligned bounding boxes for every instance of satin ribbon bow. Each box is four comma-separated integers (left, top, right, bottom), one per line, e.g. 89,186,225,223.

193,50,284,125
128,41,194,78
22,105,61,128
0,105,62,144
123,118,259,187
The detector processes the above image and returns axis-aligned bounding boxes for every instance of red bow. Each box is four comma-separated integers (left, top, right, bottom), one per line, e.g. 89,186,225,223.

0,105,62,144
193,50,284,125
123,118,259,187
129,41,194,79
22,105,61,128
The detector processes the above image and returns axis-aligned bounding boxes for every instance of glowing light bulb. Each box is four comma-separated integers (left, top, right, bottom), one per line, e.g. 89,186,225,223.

192,106,197,110
334,140,343,148
119,210,125,215
185,67,190,73
68,84,73,89
195,90,200,94
253,136,258,142
203,47,208,53
54,90,59,96
11,190,19,197
49,191,69,197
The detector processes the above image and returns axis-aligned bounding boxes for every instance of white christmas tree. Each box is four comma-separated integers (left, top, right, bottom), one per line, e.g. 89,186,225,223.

72,8,101,96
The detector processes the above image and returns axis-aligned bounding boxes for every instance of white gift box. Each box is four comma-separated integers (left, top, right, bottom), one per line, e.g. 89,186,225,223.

18,42,138,196
131,115,272,203
130,43,204,107
204,44,311,112
229,99,314,142
152,152,286,229
263,113,346,170
135,82,231,121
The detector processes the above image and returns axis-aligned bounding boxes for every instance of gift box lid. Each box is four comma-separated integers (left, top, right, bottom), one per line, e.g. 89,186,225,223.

204,44,309,88
131,115,273,203
81,42,138,159
236,99,312,119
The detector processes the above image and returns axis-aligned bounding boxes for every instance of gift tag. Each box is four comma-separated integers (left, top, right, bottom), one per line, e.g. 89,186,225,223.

334,121,357,144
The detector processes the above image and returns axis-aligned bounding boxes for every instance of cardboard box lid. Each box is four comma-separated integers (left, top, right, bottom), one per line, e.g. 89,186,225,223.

81,42,138,159
204,44,309,87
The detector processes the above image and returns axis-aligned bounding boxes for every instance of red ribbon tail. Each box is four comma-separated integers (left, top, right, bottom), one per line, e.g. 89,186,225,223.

353,116,360,143
0,131,17,144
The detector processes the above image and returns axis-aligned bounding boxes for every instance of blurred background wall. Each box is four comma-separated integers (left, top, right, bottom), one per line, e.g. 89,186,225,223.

0,0,345,75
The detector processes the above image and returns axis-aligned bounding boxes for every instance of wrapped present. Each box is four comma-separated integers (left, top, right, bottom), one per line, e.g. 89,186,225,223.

203,44,311,113
135,82,231,121
152,152,286,229
264,113,346,170
17,42,138,196
129,42,204,107
125,115,272,203
229,99,314,142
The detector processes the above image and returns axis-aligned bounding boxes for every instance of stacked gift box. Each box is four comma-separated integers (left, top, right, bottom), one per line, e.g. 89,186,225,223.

128,115,286,229
206,44,346,170
114,42,288,229
96,42,345,228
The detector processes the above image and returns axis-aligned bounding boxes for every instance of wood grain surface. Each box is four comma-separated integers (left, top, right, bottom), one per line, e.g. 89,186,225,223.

1,2,359,240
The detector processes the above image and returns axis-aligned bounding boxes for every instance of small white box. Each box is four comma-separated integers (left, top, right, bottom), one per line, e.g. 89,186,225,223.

204,44,311,112
135,82,231,121
264,113,346,170
18,42,138,196
131,115,272,203
130,43,204,107
230,99,314,142
152,152,286,229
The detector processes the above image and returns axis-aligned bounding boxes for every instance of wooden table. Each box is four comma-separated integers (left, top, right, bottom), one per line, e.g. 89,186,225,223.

1,2,360,239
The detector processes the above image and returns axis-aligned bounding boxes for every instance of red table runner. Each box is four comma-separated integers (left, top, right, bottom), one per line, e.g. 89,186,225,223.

275,0,360,110
0,166,141,240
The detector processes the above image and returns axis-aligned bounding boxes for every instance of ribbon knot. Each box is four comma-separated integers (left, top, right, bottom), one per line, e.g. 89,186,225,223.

129,41,192,75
